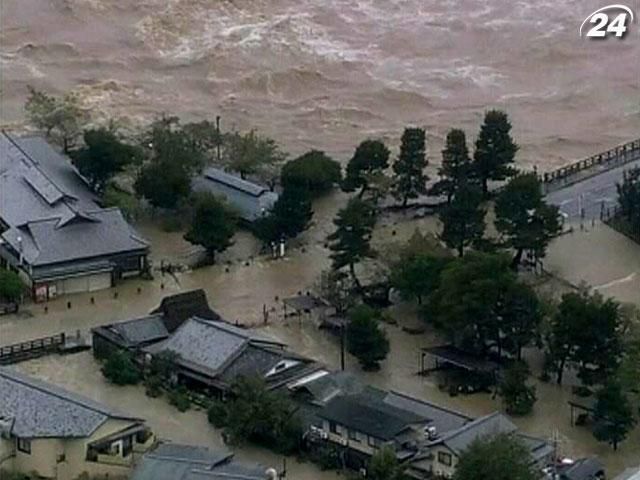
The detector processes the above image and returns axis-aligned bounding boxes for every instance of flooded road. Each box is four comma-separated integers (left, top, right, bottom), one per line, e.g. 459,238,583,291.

2,0,639,165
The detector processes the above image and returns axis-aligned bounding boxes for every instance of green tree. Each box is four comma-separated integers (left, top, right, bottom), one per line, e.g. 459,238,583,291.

71,128,142,193
368,446,405,480
101,351,141,385
24,86,87,152
253,185,313,243
144,117,207,174
499,362,537,416
616,167,640,231
223,130,287,180
391,254,450,305
328,198,377,288
208,377,302,454
618,305,640,395
473,110,518,196
343,140,390,197
184,192,237,263
281,150,342,195
544,290,622,386
182,120,223,156
346,304,390,370
317,270,357,316
430,128,475,203
428,252,540,359
593,381,637,450
0,270,24,302
392,127,428,207
453,434,538,480
438,184,486,257
495,173,561,267
134,159,191,210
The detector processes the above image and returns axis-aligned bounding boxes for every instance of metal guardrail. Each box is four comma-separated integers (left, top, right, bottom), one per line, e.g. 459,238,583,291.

0,333,66,365
541,138,640,191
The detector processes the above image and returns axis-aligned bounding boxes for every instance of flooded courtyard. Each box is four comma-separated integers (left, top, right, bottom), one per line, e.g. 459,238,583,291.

2,202,640,477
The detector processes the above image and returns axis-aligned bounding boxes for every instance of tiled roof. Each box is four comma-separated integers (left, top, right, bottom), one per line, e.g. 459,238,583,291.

319,388,428,440
0,132,148,267
437,412,518,455
103,314,169,347
150,289,221,332
0,368,141,438
131,443,269,480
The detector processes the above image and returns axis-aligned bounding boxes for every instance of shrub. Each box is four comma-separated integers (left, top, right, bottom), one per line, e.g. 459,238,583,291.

281,150,341,195
168,386,191,412
101,351,141,386
0,269,24,302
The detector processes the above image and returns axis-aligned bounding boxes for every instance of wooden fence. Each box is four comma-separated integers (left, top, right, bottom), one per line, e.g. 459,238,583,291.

0,333,66,365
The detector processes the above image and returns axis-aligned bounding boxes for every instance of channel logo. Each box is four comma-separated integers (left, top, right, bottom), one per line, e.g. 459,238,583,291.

579,4,635,39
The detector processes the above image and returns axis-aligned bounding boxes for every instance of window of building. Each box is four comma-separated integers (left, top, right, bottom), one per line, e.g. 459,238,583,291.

329,421,339,435
438,451,453,466
367,436,380,448
17,438,31,454
348,429,359,441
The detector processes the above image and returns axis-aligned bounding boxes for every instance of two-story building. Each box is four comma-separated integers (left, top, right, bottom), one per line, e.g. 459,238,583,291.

0,132,149,300
0,368,153,480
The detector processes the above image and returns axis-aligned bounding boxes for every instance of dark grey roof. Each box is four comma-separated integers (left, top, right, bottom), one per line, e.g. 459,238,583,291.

288,371,366,405
200,167,269,197
151,289,221,332
517,433,555,464
383,391,472,434
146,318,286,379
97,314,169,348
558,458,605,480
0,132,148,268
0,368,141,438
319,389,428,440
437,412,518,455
421,345,499,373
131,443,268,480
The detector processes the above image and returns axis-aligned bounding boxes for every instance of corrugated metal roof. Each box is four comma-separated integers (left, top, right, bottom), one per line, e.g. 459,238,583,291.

201,167,268,197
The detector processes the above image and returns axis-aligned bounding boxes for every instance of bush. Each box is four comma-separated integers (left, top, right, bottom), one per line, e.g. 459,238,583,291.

281,150,341,195
207,400,228,428
0,269,24,302
101,351,141,386
168,386,191,412
499,362,536,416
144,375,164,398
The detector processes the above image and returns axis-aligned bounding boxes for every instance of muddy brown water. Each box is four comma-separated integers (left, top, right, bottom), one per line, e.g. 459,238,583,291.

2,209,640,476
1,0,639,165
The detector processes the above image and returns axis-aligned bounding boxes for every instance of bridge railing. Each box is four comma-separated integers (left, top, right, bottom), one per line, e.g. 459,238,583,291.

541,138,640,188
0,333,66,365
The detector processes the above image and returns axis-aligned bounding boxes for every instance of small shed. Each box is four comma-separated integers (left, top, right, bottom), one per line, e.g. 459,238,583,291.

282,294,328,318
193,167,278,222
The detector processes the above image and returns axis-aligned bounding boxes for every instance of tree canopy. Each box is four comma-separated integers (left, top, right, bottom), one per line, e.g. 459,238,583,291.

473,110,518,196
222,129,287,180
439,183,486,257
430,128,475,202
343,139,390,197
281,150,342,195
346,304,390,370
24,86,87,152
616,166,640,231
544,290,623,386
184,192,237,263
134,159,192,210
0,270,24,302
71,128,142,193
392,127,428,207
593,380,637,450
328,197,377,288
453,434,538,480
367,446,405,480
207,377,302,454
253,185,313,244
495,173,561,267
499,361,537,416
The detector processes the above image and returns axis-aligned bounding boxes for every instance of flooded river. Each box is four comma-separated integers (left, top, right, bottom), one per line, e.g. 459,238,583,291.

2,0,639,165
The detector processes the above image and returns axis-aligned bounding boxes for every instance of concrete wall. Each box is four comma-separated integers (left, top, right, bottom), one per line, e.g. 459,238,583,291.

13,438,62,479
0,437,16,471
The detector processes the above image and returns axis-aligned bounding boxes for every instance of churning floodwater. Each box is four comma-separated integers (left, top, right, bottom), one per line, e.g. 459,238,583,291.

1,0,639,166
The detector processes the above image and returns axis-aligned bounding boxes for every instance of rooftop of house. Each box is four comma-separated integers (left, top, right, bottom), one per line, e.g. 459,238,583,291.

558,458,605,480
150,289,221,332
93,314,170,348
434,411,518,455
131,443,270,480
318,388,429,441
0,132,148,268
144,317,315,388
0,368,142,439
197,167,271,198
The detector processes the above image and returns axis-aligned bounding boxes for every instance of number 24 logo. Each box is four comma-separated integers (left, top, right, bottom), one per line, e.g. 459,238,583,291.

580,4,635,39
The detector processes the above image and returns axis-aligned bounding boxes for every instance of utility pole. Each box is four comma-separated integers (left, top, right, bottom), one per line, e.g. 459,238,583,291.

216,115,221,163
340,323,346,371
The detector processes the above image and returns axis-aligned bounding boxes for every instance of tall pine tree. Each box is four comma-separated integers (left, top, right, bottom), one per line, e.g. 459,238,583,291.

392,127,428,207
439,183,486,257
431,129,474,203
474,110,518,196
